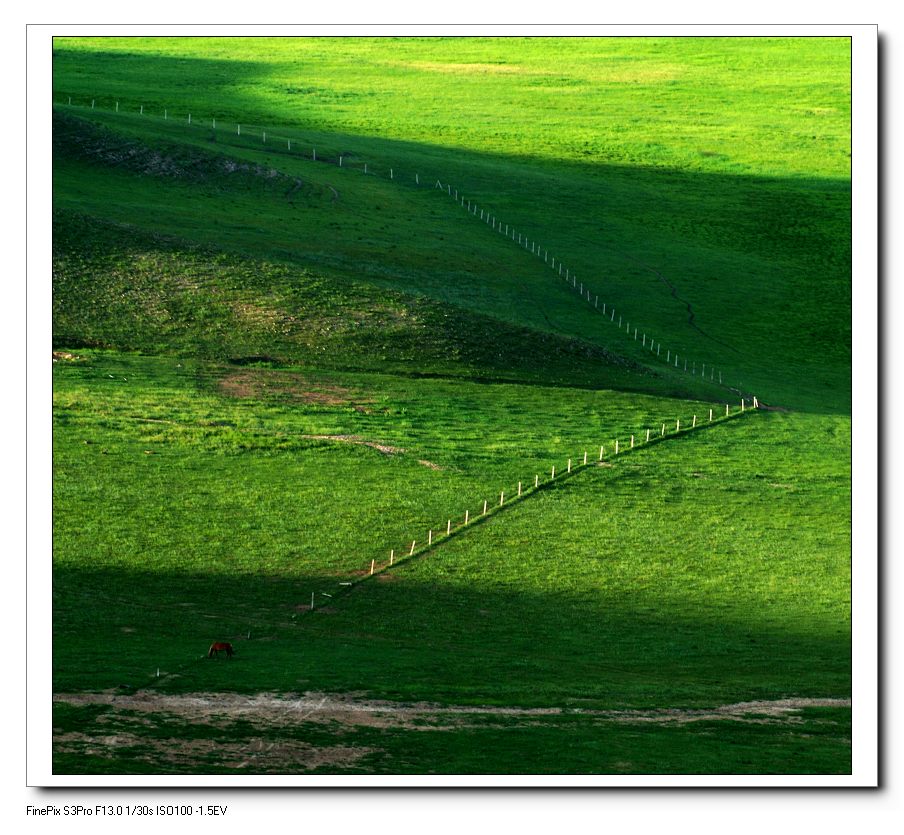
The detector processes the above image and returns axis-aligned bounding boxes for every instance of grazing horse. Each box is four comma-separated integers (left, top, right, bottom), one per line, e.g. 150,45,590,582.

208,642,235,659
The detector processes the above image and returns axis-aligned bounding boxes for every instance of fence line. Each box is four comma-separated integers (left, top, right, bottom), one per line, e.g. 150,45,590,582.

54,98,765,611
435,178,746,398
307,399,758,608
56,95,754,403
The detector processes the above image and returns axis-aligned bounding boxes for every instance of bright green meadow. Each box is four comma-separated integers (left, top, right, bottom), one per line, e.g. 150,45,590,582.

51,37,851,775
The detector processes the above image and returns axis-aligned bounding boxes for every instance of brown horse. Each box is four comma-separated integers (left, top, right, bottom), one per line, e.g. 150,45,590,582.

208,642,235,659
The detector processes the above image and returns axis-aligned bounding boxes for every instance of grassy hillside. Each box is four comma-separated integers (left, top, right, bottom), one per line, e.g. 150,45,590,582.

50,36,852,776
53,36,851,412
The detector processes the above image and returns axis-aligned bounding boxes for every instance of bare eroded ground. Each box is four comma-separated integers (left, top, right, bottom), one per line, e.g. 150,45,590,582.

53,691,851,773
55,690,850,730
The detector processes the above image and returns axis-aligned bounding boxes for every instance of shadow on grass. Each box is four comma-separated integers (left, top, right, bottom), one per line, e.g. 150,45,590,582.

52,53,851,415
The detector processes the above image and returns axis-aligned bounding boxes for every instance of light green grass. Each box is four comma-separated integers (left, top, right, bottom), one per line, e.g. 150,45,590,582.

50,36,852,774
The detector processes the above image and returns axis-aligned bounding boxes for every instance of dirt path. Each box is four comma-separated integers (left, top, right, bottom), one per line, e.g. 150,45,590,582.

54,691,851,731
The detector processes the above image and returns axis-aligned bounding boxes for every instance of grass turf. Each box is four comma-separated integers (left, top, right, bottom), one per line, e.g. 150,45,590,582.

49,36,852,774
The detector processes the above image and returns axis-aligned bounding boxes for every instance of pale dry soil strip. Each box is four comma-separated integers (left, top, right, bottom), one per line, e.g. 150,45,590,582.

55,691,851,730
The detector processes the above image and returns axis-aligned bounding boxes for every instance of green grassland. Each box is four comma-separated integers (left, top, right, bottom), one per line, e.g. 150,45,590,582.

50,37,851,775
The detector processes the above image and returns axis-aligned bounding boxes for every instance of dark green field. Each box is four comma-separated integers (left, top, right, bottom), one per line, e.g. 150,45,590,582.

51,37,851,776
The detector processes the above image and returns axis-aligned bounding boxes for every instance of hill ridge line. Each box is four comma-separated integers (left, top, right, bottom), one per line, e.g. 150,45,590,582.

54,98,761,404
